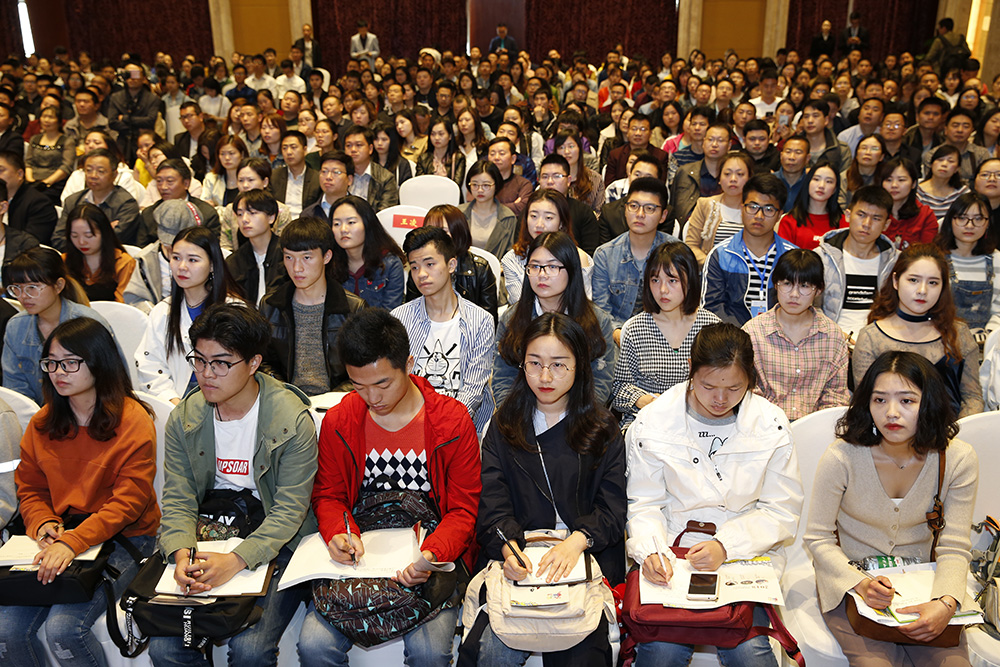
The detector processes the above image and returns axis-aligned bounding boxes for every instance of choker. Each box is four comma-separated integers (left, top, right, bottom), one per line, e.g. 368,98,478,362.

896,308,932,323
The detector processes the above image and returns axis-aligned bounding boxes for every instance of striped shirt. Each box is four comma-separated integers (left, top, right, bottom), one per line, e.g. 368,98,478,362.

916,184,969,221
743,244,777,317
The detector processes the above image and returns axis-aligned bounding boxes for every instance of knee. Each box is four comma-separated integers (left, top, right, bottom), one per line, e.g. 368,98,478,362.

297,610,350,660
41,610,90,647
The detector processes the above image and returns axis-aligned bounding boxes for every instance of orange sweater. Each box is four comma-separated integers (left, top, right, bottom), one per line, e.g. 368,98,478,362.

15,398,160,555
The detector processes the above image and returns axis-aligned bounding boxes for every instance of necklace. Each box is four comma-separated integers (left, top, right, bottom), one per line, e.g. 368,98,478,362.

896,308,932,323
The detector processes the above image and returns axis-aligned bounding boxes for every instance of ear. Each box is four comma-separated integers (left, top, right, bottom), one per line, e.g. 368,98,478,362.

249,354,263,372
447,257,458,274
891,272,899,290
53,277,66,294
323,249,333,265
405,354,415,375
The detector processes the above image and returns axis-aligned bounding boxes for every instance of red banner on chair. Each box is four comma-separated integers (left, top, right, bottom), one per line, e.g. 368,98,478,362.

393,214,425,229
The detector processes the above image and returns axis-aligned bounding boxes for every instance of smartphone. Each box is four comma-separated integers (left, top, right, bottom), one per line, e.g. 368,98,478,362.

687,573,720,601
778,113,790,128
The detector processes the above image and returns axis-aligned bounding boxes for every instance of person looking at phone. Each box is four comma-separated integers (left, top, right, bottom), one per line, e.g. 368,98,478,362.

625,322,803,665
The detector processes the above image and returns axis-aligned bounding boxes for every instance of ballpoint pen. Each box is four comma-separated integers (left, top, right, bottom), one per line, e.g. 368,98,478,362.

496,527,527,569
344,511,357,568
185,546,196,596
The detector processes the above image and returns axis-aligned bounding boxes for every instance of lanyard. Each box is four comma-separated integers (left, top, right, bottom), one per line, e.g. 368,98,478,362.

742,242,774,300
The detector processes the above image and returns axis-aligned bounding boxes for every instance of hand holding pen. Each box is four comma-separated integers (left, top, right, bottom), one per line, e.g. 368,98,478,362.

497,527,532,582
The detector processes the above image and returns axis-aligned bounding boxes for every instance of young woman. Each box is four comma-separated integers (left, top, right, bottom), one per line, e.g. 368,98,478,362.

973,158,1000,240
937,69,963,107
224,98,246,136
974,108,1000,158
473,312,626,663
371,119,414,187
805,350,978,665
456,107,489,171
395,108,427,162
458,71,478,99
349,99,376,128
493,231,615,405
219,157,293,252
882,157,938,249
501,189,593,305
853,244,983,417
651,101,684,151
626,322,802,666
415,115,466,189
0,316,159,667
191,128,219,183
62,203,136,302
742,249,850,420
136,226,245,404
613,242,721,430
2,247,114,405
684,151,753,264
298,108,318,153
201,134,249,207
259,113,287,167
778,161,846,250
598,102,633,169
769,99,797,145
25,106,76,199
460,160,518,258
330,194,406,310
842,134,886,208
304,118,338,171
917,144,970,221
554,129,605,214
257,89,277,116
198,77,232,126
933,192,1000,334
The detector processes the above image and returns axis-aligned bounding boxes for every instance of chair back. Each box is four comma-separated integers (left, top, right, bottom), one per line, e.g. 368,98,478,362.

135,390,177,504
468,246,502,302
399,174,461,207
89,301,150,386
375,204,429,248
0,387,39,433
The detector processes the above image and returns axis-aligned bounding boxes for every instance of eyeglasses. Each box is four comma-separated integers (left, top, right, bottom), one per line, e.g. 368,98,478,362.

40,358,85,373
626,201,662,216
522,360,574,379
857,145,882,154
539,173,568,181
956,214,989,227
6,284,48,299
186,354,246,377
468,182,495,190
775,280,818,296
977,171,1000,181
743,202,780,218
525,263,566,276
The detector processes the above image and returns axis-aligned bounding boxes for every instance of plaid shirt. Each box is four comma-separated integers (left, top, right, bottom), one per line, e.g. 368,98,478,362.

742,306,850,421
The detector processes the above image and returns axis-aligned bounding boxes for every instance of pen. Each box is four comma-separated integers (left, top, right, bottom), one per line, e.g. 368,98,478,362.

855,566,902,597
652,535,671,588
185,547,196,596
344,511,357,568
496,527,527,569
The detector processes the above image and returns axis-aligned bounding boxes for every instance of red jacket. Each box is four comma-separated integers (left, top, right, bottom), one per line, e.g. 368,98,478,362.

885,202,939,250
313,375,481,567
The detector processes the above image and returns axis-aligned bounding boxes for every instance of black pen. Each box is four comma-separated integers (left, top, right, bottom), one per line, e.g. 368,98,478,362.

496,527,527,569
185,547,196,596
344,511,357,568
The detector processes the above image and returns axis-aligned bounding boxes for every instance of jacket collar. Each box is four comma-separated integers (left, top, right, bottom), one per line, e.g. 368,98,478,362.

265,276,353,314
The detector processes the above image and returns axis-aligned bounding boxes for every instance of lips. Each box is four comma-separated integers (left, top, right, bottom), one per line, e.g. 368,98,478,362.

538,387,555,393
883,423,903,431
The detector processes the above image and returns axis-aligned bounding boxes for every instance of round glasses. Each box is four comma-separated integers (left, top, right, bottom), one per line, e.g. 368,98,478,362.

6,284,49,299
522,360,574,379
775,281,818,296
186,354,246,377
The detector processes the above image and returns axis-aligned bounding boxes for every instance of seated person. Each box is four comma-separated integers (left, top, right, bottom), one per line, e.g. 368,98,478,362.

613,242,720,430
487,137,533,217
135,159,221,248
51,148,140,251
776,161,846,251
742,249,850,421
0,317,159,665
0,149,58,244
141,140,207,206
201,134,250,208
2,247,115,404
592,177,681,341
302,150,354,226
392,225,495,435
272,130,320,217
342,125,400,212
494,231,616,405
301,308,481,665
61,202,137,302
536,153,601,255
597,152,669,245
917,145,969,221
330,194,406,310
137,226,245,405
671,122,731,224
703,173,796,326
259,217,366,394
459,159,518,258
0,179,41,265
805,351,978,665
225,189,287,305
468,312,625,663
684,151,754,265
219,157,293,252
881,157,939,250
814,186,899,339
149,304,318,667
415,115,467,189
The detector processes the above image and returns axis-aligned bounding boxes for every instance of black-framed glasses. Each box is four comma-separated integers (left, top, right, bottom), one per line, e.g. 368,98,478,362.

525,263,566,277
626,201,662,216
744,202,780,218
956,215,989,227
40,358,85,373
186,354,246,377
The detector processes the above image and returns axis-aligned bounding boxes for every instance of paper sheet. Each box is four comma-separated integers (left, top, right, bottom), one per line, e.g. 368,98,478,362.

154,538,270,597
513,545,590,586
639,556,785,608
846,563,984,627
0,535,103,566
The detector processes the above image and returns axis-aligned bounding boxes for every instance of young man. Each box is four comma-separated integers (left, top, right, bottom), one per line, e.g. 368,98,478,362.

775,135,811,211
922,108,991,182
174,101,206,160
487,136,533,217
0,149,58,244
240,104,265,157
742,249,850,421
391,226,495,434
63,89,111,141
343,125,399,212
749,69,781,119
800,99,852,172
494,121,537,186
225,189,287,305
150,303,318,667
225,64,256,102
536,154,600,254
813,185,898,340
597,153,668,244
259,217,366,394
837,96,884,154
246,54,278,97
902,96,946,159
743,119,778,174
668,106,715,181
52,148,140,250
272,130,319,218
605,113,667,184
302,307,480,661
592,176,681,341
702,173,797,325
302,150,354,224
672,122,731,224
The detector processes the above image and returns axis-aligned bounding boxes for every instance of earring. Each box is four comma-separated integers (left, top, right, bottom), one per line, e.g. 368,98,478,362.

872,422,878,436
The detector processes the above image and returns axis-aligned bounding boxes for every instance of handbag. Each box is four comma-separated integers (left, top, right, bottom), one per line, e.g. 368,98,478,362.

620,521,804,666
457,532,615,663
844,450,963,648
971,516,1000,639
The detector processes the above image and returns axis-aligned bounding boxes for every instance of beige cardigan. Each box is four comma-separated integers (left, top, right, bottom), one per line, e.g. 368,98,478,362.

804,438,978,613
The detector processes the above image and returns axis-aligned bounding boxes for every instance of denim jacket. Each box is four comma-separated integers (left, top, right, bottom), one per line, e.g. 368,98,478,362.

342,253,405,310
2,300,118,405
591,230,680,329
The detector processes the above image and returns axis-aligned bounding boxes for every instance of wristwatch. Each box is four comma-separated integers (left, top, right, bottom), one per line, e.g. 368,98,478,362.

578,530,594,550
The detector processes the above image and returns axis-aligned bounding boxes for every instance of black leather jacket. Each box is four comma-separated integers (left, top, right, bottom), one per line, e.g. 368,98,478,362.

225,234,287,304
405,251,498,323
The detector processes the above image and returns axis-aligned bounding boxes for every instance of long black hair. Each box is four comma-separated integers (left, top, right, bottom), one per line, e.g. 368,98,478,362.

63,202,125,293
496,312,618,459
329,194,405,282
789,161,843,229
38,317,152,440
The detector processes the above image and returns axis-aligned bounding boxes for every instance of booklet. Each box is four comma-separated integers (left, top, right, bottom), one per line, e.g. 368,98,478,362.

154,538,272,597
639,556,785,608
278,526,438,590
846,563,984,627
513,546,591,587
0,535,103,566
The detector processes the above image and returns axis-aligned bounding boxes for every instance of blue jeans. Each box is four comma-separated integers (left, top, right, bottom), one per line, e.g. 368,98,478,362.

297,602,459,667
478,620,612,666
0,534,155,667
148,547,304,667
634,606,777,667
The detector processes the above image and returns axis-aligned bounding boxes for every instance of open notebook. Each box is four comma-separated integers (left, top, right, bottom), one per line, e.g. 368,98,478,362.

154,538,272,597
0,535,103,566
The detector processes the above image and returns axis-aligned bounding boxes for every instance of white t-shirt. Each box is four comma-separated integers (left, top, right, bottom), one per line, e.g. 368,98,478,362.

750,96,781,119
838,251,881,336
214,392,261,497
686,405,738,463
415,315,462,397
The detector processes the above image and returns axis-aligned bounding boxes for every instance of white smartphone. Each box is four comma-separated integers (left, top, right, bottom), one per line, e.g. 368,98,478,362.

686,573,720,601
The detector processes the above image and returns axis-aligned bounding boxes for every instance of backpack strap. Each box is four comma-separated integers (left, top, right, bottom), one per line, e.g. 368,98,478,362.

744,605,805,667
926,450,947,561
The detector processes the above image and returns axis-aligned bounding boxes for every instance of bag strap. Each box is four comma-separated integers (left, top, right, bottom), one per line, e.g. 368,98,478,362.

926,450,947,562
104,576,148,657
744,605,805,667
671,520,717,548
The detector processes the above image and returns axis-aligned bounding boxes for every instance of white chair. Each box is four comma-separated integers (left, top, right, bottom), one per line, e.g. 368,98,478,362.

0,386,38,432
89,300,150,386
399,175,461,208
375,204,429,248
780,407,850,667
313,67,331,91
468,246,503,303
134,390,176,503
123,244,144,257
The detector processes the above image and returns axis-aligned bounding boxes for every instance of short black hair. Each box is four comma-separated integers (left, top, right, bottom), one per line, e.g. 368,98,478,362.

189,303,271,362
280,216,335,254
802,99,830,116
642,242,701,315
338,308,411,371
157,158,191,181
319,150,354,176
282,130,307,148
743,119,770,135
626,176,669,209
233,188,278,218
850,185,893,215
917,96,950,114
540,153,570,174
772,248,825,290
0,149,24,172
742,173,787,206
687,105,716,124
344,124,374,146
402,225,456,262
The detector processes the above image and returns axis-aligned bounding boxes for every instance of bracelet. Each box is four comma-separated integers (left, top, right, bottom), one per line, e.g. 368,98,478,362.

936,597,956,613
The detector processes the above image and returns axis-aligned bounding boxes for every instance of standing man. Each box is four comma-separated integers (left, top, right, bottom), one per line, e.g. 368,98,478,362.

108,61,160,165
838,12,870,56
488,23,518,55
349,20,380,70
294,23,323,69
